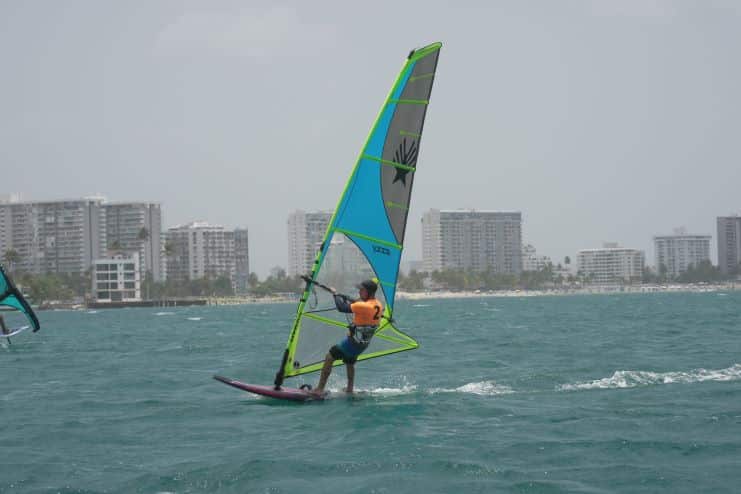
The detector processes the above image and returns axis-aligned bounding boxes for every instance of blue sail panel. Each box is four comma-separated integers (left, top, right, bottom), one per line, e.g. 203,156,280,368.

333,157,396,246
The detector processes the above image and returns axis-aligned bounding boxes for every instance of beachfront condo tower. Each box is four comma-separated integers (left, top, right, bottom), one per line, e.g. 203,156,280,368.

422,209,522,275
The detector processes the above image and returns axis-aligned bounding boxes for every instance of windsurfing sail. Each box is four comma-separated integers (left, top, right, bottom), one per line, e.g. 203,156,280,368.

0,264,40,335
274,42,442,386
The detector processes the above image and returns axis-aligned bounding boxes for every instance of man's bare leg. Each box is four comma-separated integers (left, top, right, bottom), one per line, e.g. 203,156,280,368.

313,353,334,394
345,363,355,393
0,316,10,345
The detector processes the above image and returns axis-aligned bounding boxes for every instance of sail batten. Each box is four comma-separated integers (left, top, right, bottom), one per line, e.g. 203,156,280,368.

332,228,402,250
303,313,349,328
361,155,418,172
274,43,441,385
388,99,429,105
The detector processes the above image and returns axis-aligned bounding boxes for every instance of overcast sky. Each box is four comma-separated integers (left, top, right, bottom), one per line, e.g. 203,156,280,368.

2,1,740,275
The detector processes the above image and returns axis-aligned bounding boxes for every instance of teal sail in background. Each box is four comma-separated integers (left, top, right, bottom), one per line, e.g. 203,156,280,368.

0,264,40,335
275,43,442,385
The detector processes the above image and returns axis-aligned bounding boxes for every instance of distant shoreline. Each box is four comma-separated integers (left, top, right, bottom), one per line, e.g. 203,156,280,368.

396,283,739,300
27,283,738,311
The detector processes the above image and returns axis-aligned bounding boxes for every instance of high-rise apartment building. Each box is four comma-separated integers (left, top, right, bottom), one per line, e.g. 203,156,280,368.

717,216,741,276
287,210,332,277
422,209,522,274
653,229,711,278
104,202,163,282
577,243,644,284
0,197,106,274
165,222,246,287
234,228,250,293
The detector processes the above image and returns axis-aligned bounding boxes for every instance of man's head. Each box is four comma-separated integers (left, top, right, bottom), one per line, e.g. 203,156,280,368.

356,279,378,300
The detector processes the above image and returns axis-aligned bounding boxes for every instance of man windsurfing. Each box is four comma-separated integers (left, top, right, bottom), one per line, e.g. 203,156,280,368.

311,279,383,395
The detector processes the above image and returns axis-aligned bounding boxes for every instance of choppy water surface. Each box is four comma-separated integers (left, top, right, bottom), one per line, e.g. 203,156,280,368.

2,291,741,493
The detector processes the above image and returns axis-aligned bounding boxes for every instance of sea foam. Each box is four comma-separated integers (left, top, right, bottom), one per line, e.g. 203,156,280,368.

558,364,741,391
429,380,514,396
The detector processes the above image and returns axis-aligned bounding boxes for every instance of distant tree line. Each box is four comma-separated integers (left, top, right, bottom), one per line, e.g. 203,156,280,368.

142,267,305,299
641,260,727,284
399,266,555,291
13,272,89,305
4,242,739,305
1,260,306,306
400,260,738,292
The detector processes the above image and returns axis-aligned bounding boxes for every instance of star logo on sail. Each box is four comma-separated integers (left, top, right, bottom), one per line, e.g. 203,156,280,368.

392,138,418,186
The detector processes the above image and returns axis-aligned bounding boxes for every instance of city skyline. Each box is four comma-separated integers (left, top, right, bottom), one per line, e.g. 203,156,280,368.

3,2,741,276
0,194,730,278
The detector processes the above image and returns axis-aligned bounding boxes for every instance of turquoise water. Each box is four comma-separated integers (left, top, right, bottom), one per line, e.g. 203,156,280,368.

3,292,741,493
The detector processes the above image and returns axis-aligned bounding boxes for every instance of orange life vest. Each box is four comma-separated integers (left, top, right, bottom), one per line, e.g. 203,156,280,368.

350,297,383,327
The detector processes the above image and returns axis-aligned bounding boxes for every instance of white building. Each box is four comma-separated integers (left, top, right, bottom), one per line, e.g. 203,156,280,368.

0,197,106,274
287,210,332,277
577,243,644,284
422,209,522,274
165,222,246,287
522,244,551,272
104,202,163,282
92,252,141,302
653,228,711,278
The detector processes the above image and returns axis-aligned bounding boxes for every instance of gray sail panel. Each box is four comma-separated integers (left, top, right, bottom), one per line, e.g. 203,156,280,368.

398,50,439,101
380,49,441,244
291,316,347,371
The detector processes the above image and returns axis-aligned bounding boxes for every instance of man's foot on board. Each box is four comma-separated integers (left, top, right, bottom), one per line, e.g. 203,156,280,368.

343,387,354,394
309,388,326,397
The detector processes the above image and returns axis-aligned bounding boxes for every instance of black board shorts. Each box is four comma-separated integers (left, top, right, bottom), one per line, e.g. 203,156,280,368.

329,343,358,364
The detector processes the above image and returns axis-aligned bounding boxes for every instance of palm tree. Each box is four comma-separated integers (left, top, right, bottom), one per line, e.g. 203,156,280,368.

247,272,259,291
658,263,668,283
136,227,151,296
2,249,21,272
164,241,175,258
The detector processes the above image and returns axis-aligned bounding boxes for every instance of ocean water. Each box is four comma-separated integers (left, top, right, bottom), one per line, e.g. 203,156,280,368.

2,291,741,493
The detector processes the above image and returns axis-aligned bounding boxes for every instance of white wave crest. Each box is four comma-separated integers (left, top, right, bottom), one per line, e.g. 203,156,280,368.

319,384,417,397
155,311,175,316
365,384,418,396
187,317,202,321
558,364,741,391
429,380,514,396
